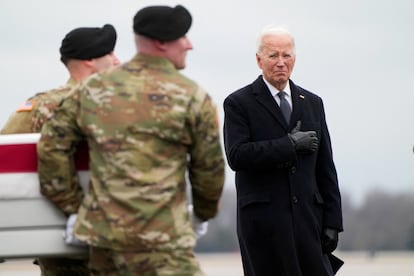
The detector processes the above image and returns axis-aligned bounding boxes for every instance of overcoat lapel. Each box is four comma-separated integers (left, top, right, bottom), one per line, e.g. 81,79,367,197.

252,77,289,130
290,80,304,127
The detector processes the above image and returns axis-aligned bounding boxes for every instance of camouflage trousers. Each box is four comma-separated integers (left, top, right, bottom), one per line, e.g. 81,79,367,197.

36,256,89,276
88,246,205,276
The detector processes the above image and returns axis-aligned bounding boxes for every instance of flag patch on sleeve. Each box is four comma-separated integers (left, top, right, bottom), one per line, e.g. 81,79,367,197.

16,101,34,112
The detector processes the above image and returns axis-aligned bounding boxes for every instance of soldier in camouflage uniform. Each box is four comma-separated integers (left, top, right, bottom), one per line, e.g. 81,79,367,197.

37,5,225,276
1,24,119,275
1,24,119,134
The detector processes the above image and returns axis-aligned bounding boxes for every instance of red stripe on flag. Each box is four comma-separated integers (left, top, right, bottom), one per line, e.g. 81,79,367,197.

0,143,37,172
0,141,89,173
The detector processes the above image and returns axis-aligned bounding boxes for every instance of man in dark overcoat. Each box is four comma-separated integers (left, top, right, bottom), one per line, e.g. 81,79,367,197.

223,25,343,276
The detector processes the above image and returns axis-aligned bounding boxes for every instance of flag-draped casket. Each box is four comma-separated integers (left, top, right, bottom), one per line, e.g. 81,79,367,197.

0,133,88,260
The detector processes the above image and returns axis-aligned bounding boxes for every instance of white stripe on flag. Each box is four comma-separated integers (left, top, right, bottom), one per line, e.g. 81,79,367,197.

0,172,41,198
0,133,40,145
0,171,90,199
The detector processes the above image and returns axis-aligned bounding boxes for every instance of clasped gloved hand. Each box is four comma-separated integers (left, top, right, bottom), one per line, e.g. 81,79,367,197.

288,121,319,154
322,227,339,253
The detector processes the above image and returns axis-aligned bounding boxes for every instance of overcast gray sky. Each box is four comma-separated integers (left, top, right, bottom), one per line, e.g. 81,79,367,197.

1,0,414,205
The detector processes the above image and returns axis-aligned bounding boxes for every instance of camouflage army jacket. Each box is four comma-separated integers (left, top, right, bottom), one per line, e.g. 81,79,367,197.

1,79,77,134
38,54,225,251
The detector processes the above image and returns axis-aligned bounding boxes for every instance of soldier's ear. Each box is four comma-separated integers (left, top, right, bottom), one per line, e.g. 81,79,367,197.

153,40,168,52
82,59,95,68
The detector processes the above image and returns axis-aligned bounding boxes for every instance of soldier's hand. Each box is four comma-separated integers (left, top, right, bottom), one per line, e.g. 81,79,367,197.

192,215,209,239
288,121,319,154
63,214,88,247
188,204,209,239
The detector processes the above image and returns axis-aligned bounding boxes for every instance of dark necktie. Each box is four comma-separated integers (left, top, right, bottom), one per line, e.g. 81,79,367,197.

277,91,291,123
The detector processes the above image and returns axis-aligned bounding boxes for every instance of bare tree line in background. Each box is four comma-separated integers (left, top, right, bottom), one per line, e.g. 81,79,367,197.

194,188,414,253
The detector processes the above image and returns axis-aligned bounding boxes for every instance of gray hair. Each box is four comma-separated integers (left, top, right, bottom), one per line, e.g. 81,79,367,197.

256,25,296,55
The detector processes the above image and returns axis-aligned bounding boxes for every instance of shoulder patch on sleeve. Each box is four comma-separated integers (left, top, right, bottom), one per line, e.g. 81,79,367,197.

16,100,35,112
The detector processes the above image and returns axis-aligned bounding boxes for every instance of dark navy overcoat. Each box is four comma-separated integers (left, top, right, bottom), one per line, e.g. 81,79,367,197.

223,76,343,276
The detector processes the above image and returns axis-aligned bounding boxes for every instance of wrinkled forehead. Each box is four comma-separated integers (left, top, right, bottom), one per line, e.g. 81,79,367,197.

261,34,295,54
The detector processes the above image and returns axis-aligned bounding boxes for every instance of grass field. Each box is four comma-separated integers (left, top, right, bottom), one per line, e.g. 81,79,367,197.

1,251,414,275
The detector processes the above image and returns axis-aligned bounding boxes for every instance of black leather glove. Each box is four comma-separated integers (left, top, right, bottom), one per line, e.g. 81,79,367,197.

322,227,339,253
288,121,319,154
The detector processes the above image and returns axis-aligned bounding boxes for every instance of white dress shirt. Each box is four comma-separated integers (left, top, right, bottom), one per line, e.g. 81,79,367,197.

262,77,292,109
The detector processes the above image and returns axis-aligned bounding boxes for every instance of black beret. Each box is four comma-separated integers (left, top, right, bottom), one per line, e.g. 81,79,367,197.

133,5,192,41
60,24,117,60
